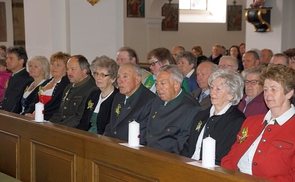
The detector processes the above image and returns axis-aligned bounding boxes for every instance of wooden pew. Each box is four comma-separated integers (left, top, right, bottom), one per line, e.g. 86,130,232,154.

0,111,269,182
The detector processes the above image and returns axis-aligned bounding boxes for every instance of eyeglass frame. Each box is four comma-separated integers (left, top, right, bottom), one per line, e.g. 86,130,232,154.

93,72,110,78
244,80,260,85
149,60,159,67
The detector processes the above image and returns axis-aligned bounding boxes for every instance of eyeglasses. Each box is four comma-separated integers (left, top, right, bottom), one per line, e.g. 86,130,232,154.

245,80,259,85
93,72,109,78
149,60,159,67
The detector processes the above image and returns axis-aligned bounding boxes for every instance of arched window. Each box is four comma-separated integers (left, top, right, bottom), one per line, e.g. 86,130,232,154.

179,0,226,23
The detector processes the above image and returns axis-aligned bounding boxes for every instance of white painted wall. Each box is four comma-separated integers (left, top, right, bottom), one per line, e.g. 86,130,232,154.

24,0,123,61
245,0,295,54
125,0,246,63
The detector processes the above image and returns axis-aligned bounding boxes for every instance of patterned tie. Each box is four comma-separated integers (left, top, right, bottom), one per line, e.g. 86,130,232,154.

199,91,206,102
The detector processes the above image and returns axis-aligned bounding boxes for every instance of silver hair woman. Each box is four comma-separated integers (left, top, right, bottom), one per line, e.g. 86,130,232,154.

181,69,245,165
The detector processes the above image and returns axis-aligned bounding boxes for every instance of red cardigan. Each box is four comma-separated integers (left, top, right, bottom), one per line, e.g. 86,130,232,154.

221,114,295,182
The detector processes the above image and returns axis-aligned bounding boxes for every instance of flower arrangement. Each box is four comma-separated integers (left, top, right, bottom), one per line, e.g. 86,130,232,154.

237,127,248,143
87,100,94,111
115,104,121,116
195,120,202,132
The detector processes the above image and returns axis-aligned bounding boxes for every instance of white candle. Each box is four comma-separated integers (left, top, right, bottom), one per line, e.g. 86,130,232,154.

35,102,44,122
202,136,216,168
128,120,140,146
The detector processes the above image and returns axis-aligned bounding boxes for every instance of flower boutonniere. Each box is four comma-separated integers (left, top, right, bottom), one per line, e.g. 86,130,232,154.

152,111,157,119
237,127,248,143
115,104,121,116
24,86,29,92
38,86,43,96
5,80,9,88
62,89,70,102
195,120,202,132
87,100,94,111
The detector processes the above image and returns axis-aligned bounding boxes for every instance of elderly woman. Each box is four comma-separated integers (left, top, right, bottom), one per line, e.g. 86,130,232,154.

80,55,119,133
25,52,71,120
238,66,268,117
178,51,199,92
20,56,50,114
221,65,295,181
180,69,245,165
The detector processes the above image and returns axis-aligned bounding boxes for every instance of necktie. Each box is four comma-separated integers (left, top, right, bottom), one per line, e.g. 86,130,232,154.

199,91,206,102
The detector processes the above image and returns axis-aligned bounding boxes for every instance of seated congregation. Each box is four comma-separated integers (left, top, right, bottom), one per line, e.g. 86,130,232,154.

1,44,295,182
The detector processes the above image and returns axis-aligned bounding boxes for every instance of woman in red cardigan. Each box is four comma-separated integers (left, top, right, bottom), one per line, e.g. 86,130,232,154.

221,64,295,181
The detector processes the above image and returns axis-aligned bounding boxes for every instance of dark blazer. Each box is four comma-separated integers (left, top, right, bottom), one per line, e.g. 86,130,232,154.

26,76,70,120
80,88,119,134
180,106,245,165
190,88,211,110
1,68,33,113
20,80,48,114
104,84,156,141
185,71,199,93
208,54,222,65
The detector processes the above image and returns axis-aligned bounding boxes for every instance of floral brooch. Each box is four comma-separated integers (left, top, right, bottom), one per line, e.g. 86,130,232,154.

152,111,157,119
195,120,202,132
237,127,248,143
115,104,121,116
87,100,94,111
38,86,43,96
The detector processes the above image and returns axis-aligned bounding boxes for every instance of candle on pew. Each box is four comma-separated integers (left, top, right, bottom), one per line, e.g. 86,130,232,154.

202,136,216,168
35,102,44,122
128,120,140,146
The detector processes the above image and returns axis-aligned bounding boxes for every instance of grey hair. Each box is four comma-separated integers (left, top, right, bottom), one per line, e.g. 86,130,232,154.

120,62,142,77
220,56,239,68
241,65,265,80
27,55,50,79
208,69,244,105
157,64,184,84
90,55,118,80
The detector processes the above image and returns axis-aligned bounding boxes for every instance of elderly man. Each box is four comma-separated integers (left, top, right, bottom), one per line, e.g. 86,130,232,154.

218,56,239,72
269,53,289,66
1,46,33,113
208,44,223,65
50,55,97,130
261,48,273,64
142,65,201,154
104,62,155,141
191,61,218,110
242,50,260,70
171,45,185,62
116,46,151,84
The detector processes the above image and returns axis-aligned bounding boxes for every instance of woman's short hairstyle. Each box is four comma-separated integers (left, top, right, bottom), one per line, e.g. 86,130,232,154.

27,55,50,79
147,47,176,65
260,64,295,104
178,51,198,69
192,45,203,55
241,65,266,84
50,51,71,66
208,69,244,105
90,55,118,80
158,65,184,84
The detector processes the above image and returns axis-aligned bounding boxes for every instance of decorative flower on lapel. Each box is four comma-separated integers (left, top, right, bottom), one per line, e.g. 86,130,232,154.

195,120,202,132
115,104,121,116
145,80,153,89
24,86,29,92
152,111,157,119
62,89,70,102
38,86,43,96
237,127,248,143
87,100,94,111
5,80,8,88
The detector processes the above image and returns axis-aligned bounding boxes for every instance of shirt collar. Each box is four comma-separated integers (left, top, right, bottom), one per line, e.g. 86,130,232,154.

263,104,295,126
186,69,195,78
209,103,232,117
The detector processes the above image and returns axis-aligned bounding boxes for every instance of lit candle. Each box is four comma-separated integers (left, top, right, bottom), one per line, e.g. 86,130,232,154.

202,136,216,168
35,102,44,122
128,120,140,146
